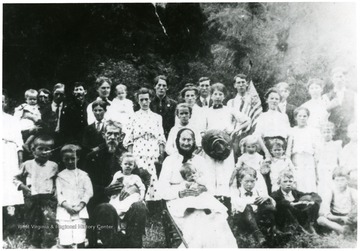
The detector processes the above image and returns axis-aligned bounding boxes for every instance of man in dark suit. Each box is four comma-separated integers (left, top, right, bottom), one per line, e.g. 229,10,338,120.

276,82,296,127
325,67,355,144
82,100,107,154
84,120,148,248
60,82,88,144
271,170,321,235
150,75,177,139
196,76,212,108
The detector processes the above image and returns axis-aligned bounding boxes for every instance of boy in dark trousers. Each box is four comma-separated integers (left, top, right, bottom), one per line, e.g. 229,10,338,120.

271,169,321,235
231,166,281,246
14,134,58,248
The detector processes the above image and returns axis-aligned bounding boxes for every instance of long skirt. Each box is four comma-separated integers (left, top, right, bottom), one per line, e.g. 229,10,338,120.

167,200,237,248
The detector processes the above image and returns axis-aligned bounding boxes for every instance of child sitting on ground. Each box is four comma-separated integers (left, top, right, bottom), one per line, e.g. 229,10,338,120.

317,167,357,235
105,153,145,232
56,144,93,248
271,169,321,235
231,166,279,246
106,84,134,129
14,134,58,248
315,122,342,198
14,89,42,132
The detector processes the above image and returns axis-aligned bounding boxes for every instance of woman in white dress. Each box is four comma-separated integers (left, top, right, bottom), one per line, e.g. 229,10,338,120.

254,88,291,159
158,128,237,248
2,93,25,221
300,78,329,135
123,87,166,201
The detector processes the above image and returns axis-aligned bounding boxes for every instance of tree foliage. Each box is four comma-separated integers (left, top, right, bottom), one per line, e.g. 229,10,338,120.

3,3,356,108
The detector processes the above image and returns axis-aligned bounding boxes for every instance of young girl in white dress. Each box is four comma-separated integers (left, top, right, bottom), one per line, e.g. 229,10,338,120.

106,84,134,130
315,122,342,198
170,162,228,217
266,138,295,192
229,135,267,193
107,153,145,222
288,107,319,193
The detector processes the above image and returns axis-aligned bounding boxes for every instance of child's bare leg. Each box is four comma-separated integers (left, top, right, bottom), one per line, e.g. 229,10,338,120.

317,216,344,233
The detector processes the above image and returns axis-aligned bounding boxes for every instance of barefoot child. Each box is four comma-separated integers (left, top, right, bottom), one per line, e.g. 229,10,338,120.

317,167,357,235
56,144,93,248
14,134,58,248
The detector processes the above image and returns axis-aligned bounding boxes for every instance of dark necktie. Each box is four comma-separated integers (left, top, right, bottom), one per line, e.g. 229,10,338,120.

239,97,245,112
203,98,208,107
245,191,253,197
96,121,101,132
213,104,223,109
55,104,60,120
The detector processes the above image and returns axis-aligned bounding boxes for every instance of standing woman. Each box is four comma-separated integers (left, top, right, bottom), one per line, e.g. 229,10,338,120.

86,76,112,125
2,92,25,234
254,88,292,159
123,87,166,201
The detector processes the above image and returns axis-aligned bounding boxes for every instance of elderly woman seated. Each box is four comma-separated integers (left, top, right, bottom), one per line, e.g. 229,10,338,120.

158,128,238,248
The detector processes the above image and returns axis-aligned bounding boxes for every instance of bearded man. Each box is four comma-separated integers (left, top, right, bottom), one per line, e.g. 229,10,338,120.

84,120,148,247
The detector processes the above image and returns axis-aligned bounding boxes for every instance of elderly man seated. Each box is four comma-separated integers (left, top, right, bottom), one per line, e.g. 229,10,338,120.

84,120,149,248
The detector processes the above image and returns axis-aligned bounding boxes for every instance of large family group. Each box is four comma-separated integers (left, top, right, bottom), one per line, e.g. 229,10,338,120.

2,67,357,248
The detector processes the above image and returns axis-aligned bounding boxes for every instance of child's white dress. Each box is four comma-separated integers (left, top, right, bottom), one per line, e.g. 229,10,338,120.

169,181,228,217
13,103,41,131
3,112,25,206
269,156,295,192
236,152,268,193
290,126,319,193
56,169,93,245
108,172,145,218
316,140,342,197
106,98,134,131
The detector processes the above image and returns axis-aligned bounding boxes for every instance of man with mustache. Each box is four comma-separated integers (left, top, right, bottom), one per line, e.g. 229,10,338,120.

84,120,148,247
60,82,88,144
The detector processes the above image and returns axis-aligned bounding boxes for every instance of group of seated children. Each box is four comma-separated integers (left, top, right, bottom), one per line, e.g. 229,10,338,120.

227,129,357,246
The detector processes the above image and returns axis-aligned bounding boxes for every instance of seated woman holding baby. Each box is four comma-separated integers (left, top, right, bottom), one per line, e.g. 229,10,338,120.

158,128,237,248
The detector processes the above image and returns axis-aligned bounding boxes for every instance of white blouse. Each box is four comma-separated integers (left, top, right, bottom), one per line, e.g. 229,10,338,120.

254,110,290,139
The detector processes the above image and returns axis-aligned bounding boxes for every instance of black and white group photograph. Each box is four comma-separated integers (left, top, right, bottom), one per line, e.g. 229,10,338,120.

1,1,358,249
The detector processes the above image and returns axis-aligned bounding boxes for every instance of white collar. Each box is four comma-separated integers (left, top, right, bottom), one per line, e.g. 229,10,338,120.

281,189,292,196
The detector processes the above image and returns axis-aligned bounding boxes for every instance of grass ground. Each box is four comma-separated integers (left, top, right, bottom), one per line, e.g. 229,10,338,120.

3,211,357,249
